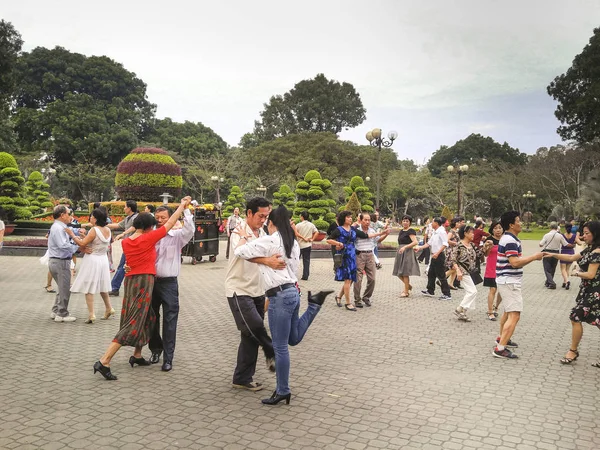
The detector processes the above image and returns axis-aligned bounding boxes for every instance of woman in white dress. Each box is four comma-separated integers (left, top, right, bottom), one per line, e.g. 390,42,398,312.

67,208,114,323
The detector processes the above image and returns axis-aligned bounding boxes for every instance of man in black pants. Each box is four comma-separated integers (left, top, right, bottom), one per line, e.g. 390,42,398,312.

415,217,452,300
147,200,194,371
226,197,283,391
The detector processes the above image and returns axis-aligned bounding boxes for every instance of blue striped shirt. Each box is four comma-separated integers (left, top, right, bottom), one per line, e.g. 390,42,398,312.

496,233,522,284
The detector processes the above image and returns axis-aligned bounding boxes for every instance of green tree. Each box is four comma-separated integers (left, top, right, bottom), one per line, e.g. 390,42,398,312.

0,152,31,221
427,134,527,176
148,118,228,159
223,186,245,218
343,176,374,212
13,46,156,164
345,192,362,220
251,74,366,143
24,171,52,214
242,132,398,188
273,184,296,211
294,170,334,231
0,20,23,153
547,28,600,143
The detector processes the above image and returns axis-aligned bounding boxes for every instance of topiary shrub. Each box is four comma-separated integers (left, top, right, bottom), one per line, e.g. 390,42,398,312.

223,186,245,218
345,192,362,220
295,169,334,231
0,152,31,222
441,205,453,222
273,184,296,211
25,171,53,215
344,176,374,212
115,147,182,201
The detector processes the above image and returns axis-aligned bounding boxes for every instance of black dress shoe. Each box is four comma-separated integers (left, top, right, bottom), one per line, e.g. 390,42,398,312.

149,352,161,364
161,361,172,372
307,290,334,306
108,290,120,297
93,361,117,380
261,390,291,405
129,356,150,367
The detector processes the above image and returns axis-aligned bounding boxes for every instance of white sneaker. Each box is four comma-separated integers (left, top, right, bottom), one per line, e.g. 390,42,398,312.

50,312,56,319
54,315,76,322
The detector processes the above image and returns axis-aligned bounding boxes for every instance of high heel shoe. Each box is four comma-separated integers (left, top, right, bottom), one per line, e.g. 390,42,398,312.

308,290,334,306
261,390,291,405
93,361,117,380
101,308,115,320
129,356,150,367
84,315,96,324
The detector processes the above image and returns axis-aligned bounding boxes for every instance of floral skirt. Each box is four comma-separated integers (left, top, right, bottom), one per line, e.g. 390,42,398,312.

569,285,600,327
113,274,156,347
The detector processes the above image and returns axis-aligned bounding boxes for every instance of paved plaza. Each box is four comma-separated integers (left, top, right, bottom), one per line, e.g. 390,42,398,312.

1,240,600,450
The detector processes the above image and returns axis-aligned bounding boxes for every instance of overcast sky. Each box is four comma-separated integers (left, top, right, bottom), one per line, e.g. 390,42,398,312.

5,1,600,163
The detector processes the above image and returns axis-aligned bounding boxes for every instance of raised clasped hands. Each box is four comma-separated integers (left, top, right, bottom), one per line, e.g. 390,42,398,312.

181,196,192,207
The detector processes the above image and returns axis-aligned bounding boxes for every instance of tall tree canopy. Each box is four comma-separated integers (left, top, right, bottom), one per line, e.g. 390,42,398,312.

250,73,366,145
12,46,156,165
0,20,23,153
147,118,228,159
547,28,600,143
426,133,527,176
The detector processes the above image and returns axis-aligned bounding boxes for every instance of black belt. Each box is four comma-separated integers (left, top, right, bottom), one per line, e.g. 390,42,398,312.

544,249,560,253
156,276,177,281
50,256,72,261
265,283,296,297
356,250,372,254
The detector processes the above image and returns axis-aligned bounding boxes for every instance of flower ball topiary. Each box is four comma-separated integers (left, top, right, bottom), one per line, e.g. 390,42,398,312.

115,148,182,201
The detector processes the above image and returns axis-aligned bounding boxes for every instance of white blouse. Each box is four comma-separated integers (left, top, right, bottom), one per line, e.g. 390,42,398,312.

234,231,300,292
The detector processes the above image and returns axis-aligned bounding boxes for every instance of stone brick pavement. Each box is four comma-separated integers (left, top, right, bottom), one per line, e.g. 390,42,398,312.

1,240,599,450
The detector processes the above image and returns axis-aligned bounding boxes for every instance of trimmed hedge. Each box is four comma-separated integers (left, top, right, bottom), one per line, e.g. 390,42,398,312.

115,147,182,201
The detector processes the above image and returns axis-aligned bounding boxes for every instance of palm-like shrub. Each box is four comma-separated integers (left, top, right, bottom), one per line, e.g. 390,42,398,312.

0,152,31,221
115,147,182,201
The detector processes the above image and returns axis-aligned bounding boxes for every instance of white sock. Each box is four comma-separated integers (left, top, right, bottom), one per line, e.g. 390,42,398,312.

496,344,505,351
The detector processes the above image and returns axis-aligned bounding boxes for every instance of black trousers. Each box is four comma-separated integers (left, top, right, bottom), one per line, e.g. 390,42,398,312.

300,247,311,279
426,253,451,296
148,277,179,363
227,294,274,385
417,247,430,264
543,250,559,287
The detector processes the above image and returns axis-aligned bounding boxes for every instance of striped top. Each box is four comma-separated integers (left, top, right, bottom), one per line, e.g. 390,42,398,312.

496,233,522,284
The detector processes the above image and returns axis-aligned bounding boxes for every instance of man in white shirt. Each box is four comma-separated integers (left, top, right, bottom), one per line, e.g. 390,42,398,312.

148,201,194,372
226,197,280,392
354,213,389,307
415,217,452,300
294,211,318,280
539,222,569,289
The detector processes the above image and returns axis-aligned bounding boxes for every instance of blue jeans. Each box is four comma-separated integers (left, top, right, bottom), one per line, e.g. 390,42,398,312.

267,286,320,395
111,253,126,292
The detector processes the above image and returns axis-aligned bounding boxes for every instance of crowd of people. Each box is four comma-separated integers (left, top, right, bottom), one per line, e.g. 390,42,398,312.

38,197,600,405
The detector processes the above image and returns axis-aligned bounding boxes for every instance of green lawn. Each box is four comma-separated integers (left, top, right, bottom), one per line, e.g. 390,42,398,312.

518,228,551,240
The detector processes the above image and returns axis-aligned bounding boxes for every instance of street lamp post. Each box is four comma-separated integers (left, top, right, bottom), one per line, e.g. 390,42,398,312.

211,176,224,204
256,185,267,198
447,163,469,217
366,128,398,210
522,191,536,231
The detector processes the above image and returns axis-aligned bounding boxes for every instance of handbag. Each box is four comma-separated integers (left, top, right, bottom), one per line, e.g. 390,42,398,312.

469,269,483,285
333,253,343,269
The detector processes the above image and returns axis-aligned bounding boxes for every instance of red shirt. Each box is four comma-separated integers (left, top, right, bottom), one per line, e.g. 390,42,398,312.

473,228,489,247
122,227,167,277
